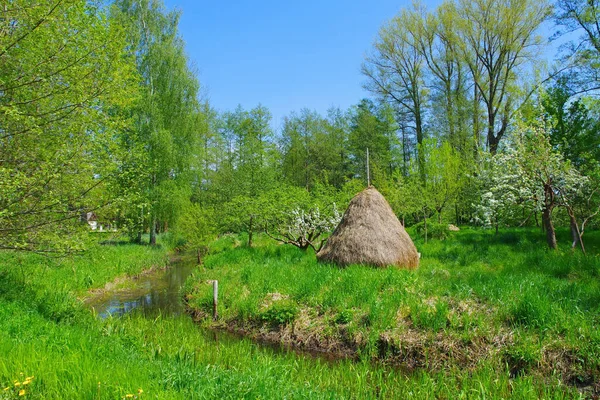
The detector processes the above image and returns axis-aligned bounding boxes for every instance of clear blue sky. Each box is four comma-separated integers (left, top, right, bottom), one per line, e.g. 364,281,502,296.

162,1,566,131
162,0,441,130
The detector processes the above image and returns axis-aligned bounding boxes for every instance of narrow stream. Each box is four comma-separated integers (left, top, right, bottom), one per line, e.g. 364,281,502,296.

86,256,197,319
85,256,348,363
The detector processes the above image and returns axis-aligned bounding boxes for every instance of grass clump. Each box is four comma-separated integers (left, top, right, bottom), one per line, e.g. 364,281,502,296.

261,299,299,326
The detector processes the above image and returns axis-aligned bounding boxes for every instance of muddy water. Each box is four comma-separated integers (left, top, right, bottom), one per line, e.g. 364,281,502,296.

86,257,197,319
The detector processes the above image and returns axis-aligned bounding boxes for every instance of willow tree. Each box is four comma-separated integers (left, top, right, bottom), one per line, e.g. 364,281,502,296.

113,0,203,245
0,0,136,253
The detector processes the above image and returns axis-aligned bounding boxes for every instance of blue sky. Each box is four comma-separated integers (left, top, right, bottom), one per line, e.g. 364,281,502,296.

162,0,444,130
162,1,565,131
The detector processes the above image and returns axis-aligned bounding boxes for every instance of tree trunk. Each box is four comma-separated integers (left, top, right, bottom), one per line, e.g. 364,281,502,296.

248,215,254,247
473,84,480,157
542,207,557,249
568,209,586,254
488,130,500,155
542,183,557,249
149,216,157,246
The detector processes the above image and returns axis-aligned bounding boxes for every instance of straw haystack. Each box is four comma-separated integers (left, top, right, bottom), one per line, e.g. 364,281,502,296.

317,186,419,269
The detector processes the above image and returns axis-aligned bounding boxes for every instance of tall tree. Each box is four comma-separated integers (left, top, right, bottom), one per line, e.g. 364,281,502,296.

452,0,550,154
554,0,600,93
0,0,136,252
418,3,471,155
348,99,400,184
541,81,600,170
362,8,428,172
114,0,203,245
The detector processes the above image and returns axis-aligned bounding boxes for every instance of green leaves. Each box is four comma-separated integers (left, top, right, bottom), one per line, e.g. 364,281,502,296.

0,0,138,253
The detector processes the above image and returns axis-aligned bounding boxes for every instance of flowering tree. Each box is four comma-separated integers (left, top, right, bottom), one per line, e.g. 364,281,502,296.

475,119,588,249
265,206,342,251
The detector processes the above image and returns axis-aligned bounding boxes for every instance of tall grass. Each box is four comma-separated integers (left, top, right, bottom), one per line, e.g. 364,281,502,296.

0,230,596,398
185,228,600,396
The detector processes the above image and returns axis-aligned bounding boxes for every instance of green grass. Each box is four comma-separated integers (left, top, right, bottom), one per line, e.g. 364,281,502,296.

1,229,598,398
185,228,600,398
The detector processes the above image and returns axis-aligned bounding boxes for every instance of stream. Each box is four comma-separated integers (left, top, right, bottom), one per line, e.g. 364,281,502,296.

84,256,347,363
85,256,197,319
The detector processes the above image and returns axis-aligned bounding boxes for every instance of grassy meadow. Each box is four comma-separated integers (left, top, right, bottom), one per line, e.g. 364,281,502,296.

185,228,600,398
0,229,598,399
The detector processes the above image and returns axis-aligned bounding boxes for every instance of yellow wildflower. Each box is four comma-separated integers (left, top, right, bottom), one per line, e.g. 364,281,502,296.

138,388,143,394
18,389,26,396
25,377,33,381
125,394,134,398
14,382,21,387
3,387,9,391
22,380,31,385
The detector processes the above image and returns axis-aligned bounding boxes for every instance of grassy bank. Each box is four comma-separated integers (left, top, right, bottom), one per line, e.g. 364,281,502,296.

3,234,565,399
185,228,600,398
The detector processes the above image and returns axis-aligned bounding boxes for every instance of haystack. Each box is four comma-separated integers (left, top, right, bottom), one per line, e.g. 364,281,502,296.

317,186,419,269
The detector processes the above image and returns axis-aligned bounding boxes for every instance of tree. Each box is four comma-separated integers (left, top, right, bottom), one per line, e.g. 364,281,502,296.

554,0,600,93
113,0,203,245
418,2,471,155
541,81,600,170
348,99,401,183
265,206,341,252
476,118,586,248
420,139,464,223
362,9,427,172
0,0,137,253
452,0,550,154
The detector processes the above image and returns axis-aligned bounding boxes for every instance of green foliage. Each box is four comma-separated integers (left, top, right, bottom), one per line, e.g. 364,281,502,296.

261,300,300,326
542,81,600,172
335,309,354,325
172,203,216,252
412,221,449,240
111,0,205,244
0,0,138,253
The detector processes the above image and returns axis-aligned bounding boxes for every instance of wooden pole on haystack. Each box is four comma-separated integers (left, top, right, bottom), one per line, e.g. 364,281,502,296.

366,147,371,187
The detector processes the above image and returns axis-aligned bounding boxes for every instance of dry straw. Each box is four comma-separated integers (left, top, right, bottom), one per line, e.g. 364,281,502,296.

317,186,419,269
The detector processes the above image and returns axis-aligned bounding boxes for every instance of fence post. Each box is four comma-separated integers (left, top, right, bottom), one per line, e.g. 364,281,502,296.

212,280,218,320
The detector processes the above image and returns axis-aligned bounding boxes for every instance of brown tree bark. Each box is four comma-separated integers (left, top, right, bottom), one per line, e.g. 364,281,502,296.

542,184,557,250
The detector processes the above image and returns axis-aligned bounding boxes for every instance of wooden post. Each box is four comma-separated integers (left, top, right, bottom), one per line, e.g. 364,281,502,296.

212,280,218,320
366,147,371,187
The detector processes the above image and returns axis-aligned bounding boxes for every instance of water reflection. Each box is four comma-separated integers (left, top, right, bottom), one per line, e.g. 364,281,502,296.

87,258,197,319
